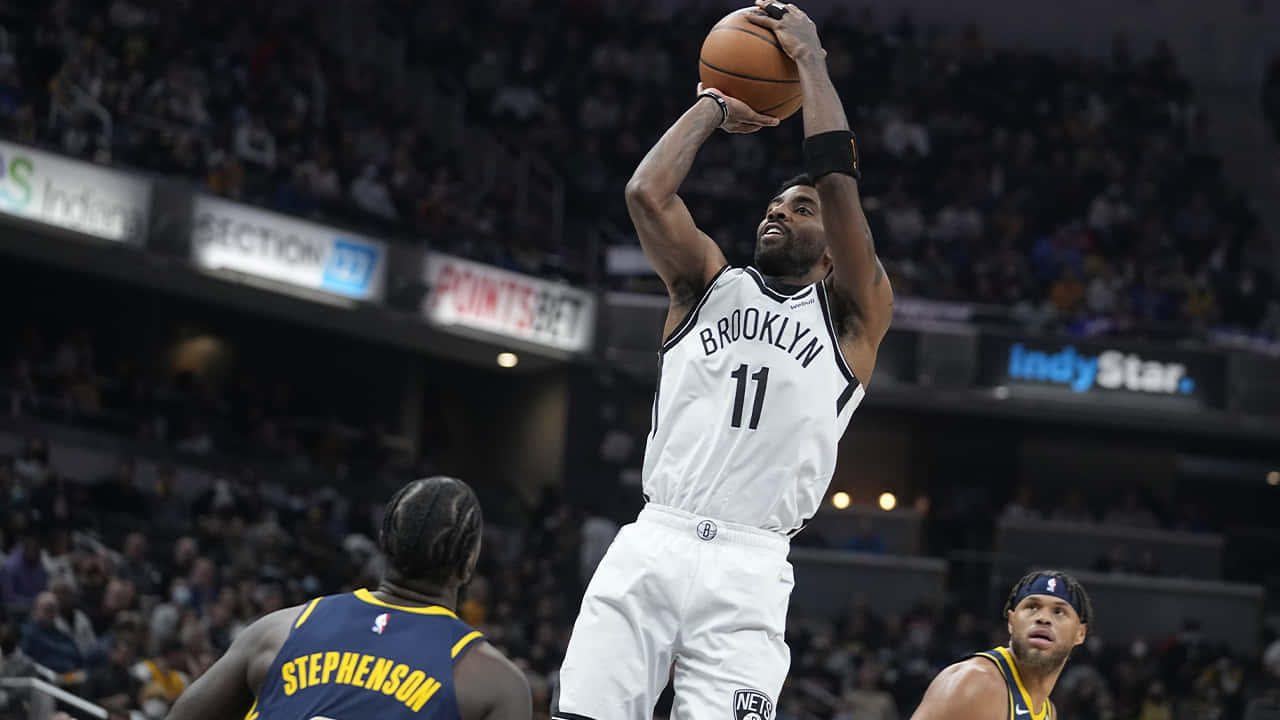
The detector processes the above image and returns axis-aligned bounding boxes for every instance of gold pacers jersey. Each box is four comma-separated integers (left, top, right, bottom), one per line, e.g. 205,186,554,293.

970,647,1057,720
245,590,484,720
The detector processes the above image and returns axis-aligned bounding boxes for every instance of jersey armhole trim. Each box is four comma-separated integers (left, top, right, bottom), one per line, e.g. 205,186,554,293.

661,264,731,353
450,631,485,660
294,598,321,628
815,280,860,386
970,652,1015,720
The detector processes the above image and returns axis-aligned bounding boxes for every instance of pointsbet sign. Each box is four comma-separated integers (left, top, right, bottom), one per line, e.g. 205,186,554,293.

0,140,150,243
422,253,595,354
981,337,1224,408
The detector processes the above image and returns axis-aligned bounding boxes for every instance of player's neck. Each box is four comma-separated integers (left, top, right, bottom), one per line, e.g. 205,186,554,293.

374,579,457,611
1009,652,1063,714
759,268,824,291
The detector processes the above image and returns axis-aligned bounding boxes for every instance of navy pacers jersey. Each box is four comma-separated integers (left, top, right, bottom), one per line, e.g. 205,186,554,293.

969,647,1056,720
248,589,484,720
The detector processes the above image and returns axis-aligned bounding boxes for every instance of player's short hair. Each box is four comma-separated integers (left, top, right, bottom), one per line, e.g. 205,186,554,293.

379,476,483,587
1003,569,1094,626
777,174,815,195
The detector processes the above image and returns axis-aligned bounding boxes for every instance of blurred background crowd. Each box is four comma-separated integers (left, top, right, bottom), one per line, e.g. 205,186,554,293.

0,0,1276,344
0,0,1278,719
0,278,1275,718
3,457,1280,720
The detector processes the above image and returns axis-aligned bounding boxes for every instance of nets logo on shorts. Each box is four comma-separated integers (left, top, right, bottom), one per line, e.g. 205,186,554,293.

733,689,774,720
696,520,718,541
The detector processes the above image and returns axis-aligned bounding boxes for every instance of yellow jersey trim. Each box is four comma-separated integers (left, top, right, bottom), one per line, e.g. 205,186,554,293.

294,598,322,628
995,647,1048,720
973,651,1016,720
353,589,459,618
450,631,484,659
244,699,260,720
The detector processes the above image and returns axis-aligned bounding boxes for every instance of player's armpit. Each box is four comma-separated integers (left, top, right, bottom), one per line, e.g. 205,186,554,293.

454,641,532,720
908,660,1009,720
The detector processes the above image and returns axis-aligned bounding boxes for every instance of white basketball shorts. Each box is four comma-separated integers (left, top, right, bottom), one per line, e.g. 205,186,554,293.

554,503,793,720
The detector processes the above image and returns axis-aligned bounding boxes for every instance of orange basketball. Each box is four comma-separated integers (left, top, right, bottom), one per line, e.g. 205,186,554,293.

698,8,802,120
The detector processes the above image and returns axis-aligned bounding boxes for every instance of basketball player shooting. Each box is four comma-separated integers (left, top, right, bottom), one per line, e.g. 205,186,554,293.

163,477,530,720
910,571,1094,720
554,2,893,719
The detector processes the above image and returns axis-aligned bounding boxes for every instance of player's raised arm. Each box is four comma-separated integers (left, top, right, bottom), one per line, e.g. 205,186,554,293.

908,660,1010,720
625,84,777,318
747,1,894,355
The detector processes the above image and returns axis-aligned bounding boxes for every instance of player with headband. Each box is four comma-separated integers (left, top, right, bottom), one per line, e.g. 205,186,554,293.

910,570,1094,720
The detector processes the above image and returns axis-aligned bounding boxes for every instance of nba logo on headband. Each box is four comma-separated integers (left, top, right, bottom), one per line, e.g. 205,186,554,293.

1014,572,1084,622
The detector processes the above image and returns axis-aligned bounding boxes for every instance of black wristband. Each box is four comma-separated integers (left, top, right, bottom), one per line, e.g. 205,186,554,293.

803,130,861,181
698,91,728,128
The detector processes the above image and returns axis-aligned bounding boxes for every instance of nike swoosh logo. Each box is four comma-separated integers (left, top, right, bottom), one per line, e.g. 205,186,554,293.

1015,709,1030,716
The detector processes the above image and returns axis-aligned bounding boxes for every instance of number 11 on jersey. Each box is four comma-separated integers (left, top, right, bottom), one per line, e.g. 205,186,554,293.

730,364,770,429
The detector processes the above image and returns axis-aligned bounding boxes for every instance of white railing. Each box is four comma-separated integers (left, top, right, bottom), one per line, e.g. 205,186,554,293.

0,677,109,720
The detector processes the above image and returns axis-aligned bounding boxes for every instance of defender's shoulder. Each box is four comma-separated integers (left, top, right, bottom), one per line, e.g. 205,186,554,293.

455,641,531,720
935,656,1008,694
240,601,321,694
242,602,314,645
912,657,1009,720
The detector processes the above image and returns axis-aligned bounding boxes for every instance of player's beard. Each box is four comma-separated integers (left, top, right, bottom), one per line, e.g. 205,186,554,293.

754,229,823,278
1010,635,1073,676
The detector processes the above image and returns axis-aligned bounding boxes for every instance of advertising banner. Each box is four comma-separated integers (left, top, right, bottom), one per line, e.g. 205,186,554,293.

0,140,150,243
978,335,1226,409
423,253,595,354
190,195,387,302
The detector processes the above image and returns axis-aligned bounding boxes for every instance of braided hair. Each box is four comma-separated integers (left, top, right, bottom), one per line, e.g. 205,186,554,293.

1003,569,1094,626
379,477,483,587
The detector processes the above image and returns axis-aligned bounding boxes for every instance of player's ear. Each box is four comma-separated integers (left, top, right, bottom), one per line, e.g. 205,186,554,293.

1006,610,1013,636
1073,622,1087,647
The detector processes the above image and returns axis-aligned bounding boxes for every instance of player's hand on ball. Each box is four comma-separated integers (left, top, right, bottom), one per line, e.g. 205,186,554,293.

697,83,780,133
746,1,826,63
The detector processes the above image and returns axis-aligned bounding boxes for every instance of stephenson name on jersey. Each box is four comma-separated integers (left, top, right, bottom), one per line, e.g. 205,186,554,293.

247,589,485,720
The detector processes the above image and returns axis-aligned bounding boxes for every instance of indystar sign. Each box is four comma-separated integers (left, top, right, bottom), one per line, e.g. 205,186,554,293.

1007,343,1196,395
980,336,1225,409
0,141,150,243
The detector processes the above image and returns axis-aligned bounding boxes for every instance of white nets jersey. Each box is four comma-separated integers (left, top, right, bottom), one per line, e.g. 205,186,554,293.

641,265,866,535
